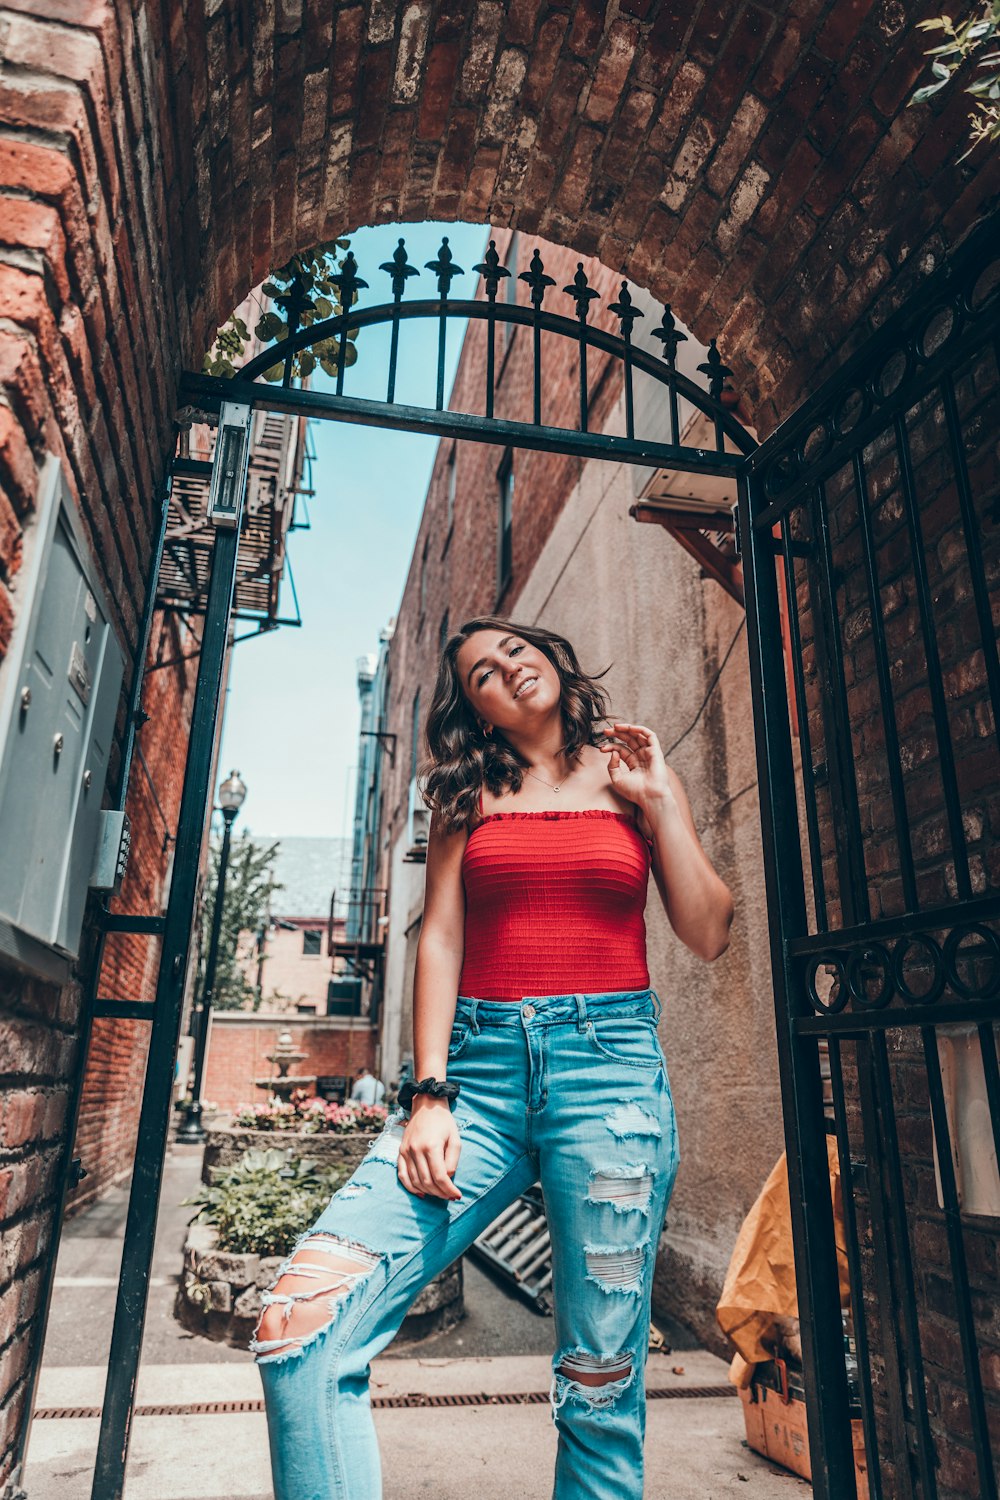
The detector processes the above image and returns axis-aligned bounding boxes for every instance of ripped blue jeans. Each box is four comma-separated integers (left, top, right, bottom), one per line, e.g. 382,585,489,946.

253,987,680,1500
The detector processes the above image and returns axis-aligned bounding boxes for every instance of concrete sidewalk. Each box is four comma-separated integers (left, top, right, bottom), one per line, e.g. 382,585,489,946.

25,1144,810,1497
27,1352,809,1499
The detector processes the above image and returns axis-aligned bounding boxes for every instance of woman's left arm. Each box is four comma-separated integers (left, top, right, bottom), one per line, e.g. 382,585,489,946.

601,721,735,962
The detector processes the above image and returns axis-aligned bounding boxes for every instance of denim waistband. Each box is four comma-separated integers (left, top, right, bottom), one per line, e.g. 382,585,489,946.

454,987,661,1030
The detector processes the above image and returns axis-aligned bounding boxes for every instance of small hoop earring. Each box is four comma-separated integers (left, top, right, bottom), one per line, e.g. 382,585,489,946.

481,723,493,738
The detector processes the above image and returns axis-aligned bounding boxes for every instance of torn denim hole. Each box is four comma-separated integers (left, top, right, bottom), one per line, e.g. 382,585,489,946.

604,1102,661,1140
250,1233,383,1365
363,1111,407,1165
550,1347,636,1417
583,1241,647,1295
586,1163,654,1214
338,1181,371,1199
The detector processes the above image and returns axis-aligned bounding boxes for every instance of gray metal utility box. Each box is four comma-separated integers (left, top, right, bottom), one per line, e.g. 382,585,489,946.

0,456,125,975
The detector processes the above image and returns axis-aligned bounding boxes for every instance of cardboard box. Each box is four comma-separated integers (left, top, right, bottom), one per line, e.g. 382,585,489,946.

739,1377,870,1498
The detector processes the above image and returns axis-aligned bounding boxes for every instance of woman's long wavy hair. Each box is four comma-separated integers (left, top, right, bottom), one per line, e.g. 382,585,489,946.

421,615,613,833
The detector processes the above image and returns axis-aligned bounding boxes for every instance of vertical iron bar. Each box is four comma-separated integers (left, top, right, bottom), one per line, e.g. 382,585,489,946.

828,1038,884,1500
12,480,172,1494
579,331,588,433
870,1033,940,1499
436,308,447,411
486,304,495,420
668,377,680,448
810,478,870,924
940,371,1000,754
623,332,635,441
921,1024,998,1500
740,469,859,1500
532,315,542,426
894,412,971,899
853,1039,920,1500
780,517,828,930
91,449,246,1500
336,314,349,398
977,1021,1000,1170
852,451,919,911
386,305,401,404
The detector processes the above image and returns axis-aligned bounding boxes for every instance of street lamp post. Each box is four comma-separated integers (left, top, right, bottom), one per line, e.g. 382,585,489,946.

176,770,247,1144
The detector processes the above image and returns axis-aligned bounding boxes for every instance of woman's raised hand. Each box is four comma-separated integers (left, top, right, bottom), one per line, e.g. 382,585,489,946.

397,1100,463,1200
599,721,674,810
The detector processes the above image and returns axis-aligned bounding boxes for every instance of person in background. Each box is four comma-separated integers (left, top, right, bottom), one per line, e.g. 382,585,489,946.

349,1065,386,1105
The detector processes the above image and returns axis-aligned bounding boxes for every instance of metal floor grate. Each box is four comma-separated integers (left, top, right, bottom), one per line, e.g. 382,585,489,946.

33,1385,735,1419
470,1183,553,1313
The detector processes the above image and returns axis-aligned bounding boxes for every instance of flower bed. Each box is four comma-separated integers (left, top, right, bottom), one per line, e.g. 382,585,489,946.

201,1094,390,1186
176,1142,464,1348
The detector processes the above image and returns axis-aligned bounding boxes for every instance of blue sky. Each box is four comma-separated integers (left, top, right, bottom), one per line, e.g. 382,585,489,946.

217,221,489,842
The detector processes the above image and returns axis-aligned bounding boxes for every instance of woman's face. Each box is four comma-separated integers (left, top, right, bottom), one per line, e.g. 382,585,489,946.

455,629,562,734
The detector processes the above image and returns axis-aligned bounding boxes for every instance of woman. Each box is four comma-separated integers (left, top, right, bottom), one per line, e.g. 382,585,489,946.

252,616,734,1499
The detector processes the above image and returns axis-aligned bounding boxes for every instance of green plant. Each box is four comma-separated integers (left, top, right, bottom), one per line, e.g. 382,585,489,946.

183,1147,348,1257
910,6,1000,157
197,831,282,1012
203,240,360,382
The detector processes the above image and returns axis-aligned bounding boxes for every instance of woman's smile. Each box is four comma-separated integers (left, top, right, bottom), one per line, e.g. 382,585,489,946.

512,674,539,699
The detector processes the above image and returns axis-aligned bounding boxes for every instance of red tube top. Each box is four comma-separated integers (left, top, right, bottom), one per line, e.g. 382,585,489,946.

458,809,652,1002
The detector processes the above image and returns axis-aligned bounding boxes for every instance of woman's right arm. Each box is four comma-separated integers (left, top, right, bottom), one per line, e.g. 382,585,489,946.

396,810,469,1202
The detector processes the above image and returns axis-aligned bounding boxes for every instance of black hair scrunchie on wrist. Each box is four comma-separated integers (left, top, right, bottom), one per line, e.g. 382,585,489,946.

397,1076,461,1110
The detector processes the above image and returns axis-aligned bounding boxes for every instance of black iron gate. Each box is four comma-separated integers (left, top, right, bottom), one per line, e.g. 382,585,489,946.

77,239,755,1500
739,217,1000,1500
36,220,999,1500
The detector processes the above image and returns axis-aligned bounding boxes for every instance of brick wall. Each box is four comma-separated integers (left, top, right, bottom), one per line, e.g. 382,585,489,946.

1,0,999,1487
61,609,199,1213
782,299,1000,1491
203,1016,378,1114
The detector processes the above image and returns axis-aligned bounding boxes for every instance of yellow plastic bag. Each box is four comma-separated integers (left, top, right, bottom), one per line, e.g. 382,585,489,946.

716,1136,850,1378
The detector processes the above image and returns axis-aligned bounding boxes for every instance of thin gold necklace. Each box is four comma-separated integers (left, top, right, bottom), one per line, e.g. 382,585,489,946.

524,764,571,794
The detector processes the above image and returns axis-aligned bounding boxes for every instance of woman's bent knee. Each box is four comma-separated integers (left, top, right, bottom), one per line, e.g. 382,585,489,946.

251,1233,383,1364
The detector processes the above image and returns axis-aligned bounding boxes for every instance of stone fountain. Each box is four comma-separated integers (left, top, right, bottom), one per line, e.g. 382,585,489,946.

254,1029,316,1103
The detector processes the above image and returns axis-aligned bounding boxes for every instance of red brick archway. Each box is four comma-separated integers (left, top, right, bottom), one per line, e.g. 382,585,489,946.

2,3,1000,1489
3,0,1000,655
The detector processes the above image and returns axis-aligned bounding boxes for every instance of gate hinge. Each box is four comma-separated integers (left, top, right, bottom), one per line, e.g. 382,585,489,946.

69,1156,88,1188
730,500,741,557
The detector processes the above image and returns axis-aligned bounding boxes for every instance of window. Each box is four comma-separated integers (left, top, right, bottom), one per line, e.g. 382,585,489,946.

445,445,457,535
406,687,429,855
497,448,513,599
502,232,519,353
410,687,421,781
418,536,429,624
302,929,323,956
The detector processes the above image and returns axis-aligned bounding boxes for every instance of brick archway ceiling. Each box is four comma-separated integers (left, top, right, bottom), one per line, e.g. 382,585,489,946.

2,0,999,642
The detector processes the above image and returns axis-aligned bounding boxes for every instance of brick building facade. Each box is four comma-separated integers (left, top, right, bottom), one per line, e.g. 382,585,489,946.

1,1,999,1493
202,1013,377,1114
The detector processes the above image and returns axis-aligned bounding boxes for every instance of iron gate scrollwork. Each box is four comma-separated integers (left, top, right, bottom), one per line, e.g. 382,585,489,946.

740,217,1000,1500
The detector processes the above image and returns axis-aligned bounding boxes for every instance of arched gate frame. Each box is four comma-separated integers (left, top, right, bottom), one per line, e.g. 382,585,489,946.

48,224,998,1500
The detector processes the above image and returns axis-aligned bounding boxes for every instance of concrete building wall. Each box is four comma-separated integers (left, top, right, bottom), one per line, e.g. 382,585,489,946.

508,428,784,1347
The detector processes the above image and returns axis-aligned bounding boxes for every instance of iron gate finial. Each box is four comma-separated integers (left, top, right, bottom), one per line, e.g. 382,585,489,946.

425,236,464,299
378,238,419,301
519,248,555,309
609,282,643,340
473,240,511,302
651,304,687,366
563,262,599,322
